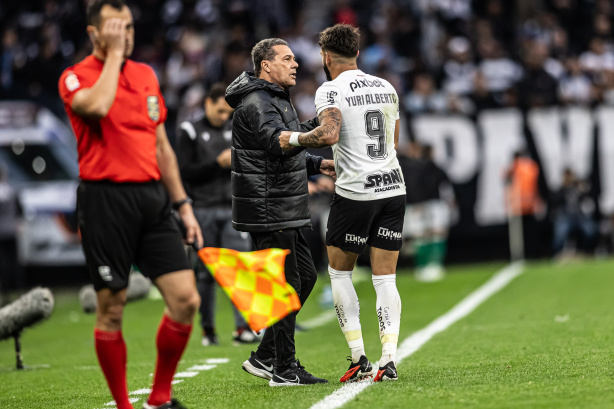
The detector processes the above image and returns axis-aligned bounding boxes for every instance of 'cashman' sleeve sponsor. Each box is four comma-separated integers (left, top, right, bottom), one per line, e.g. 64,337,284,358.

315,82,342,115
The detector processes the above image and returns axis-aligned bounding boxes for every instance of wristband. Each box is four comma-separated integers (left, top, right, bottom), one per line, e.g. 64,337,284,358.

289,132,301,146
172,197,193,211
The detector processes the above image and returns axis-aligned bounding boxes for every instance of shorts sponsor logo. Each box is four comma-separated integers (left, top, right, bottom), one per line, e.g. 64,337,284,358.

345,233,367,245
377,227,401,240
98,266,113,282
364,168,403,190
349,78,384,92
147,96,160,121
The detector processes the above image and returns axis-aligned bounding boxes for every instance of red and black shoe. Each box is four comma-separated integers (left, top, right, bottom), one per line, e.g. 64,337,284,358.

340,355,373,383
373,361,398,382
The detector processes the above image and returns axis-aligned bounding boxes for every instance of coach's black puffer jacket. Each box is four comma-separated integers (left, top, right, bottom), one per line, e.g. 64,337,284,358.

225,71,323,232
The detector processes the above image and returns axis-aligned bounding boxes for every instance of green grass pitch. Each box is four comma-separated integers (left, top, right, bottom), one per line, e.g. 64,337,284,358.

1,260,614,408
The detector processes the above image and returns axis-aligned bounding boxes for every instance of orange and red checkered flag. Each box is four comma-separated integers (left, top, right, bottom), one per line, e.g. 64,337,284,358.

198,247,301,332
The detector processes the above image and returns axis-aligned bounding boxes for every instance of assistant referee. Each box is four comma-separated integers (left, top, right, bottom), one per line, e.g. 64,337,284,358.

58,1,201,408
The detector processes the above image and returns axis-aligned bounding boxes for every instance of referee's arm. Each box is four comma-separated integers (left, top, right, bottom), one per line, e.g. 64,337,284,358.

70,24,125,118
156,123,203,248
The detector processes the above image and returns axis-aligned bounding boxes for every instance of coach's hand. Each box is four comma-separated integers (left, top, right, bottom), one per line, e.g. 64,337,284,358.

279,131,294,151
320,159,337,181
179,204,203,249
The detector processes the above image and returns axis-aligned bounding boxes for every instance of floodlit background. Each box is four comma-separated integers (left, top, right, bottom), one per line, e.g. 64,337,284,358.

2,1,614,408
3,0,614,287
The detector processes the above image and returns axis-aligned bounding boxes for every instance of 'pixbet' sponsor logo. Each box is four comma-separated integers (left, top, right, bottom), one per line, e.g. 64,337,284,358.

364,168,403,189
349,78,384,92
345,233,367,245
377,227,402,240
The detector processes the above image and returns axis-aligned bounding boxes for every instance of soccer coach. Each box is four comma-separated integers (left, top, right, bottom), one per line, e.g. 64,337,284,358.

58,1,201,408
226,38,334,386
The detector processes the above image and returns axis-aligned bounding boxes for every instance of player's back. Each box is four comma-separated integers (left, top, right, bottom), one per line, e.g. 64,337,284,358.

315,70,405,201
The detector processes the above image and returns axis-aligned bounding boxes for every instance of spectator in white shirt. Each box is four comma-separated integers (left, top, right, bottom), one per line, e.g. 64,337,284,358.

559,56,593,105
477,37,523,93
443,36,477,95
579,37,614,74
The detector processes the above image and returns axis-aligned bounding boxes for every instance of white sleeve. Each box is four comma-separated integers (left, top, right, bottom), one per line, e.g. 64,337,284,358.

314,82,342,115
395,91,400,120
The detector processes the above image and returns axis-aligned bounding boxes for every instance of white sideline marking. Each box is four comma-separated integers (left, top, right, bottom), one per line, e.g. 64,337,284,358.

129,388,151,395
105,397,139,406
93,356,228,408
299,310,337,330
187,364,217,371
206,358,229,364
173,371,199,378
309,262,524,409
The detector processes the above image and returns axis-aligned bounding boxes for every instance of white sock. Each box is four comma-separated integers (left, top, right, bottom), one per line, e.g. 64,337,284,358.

372,274,401,365
329,265,364,363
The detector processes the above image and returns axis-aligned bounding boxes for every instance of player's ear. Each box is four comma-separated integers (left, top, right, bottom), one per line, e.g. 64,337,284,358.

262,61,270,74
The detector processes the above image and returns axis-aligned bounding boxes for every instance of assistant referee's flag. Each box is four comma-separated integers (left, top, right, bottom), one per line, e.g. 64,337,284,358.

197,247,301,332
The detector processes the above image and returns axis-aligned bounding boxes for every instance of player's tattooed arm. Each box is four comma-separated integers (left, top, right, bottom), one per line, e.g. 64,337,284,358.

299,107,342,148
278,107,342,151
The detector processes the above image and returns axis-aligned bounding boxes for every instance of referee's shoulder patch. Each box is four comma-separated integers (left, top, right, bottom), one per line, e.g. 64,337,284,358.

65,72,80,92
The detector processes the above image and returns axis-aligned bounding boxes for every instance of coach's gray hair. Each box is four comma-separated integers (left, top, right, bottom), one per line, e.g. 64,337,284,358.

251,38,288,77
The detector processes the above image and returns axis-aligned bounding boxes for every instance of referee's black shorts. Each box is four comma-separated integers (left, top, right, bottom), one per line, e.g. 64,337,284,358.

77,180,190,291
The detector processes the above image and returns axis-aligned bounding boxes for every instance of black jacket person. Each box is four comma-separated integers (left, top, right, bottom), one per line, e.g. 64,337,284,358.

225,38,334,385
226,71,323,231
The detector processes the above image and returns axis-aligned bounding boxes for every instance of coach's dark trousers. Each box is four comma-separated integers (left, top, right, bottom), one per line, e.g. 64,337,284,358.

250,228,317,369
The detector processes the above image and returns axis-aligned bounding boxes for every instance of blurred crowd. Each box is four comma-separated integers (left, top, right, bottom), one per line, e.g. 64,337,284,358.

2,0,614,273
3,0,614,137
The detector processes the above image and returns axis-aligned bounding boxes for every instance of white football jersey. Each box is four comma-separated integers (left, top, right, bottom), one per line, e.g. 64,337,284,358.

314,69,405,201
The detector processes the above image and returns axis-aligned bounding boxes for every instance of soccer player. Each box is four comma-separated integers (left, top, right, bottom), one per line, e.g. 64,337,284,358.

175,83,260,346
279,24,405,382
58,1,201,408
226,38,335,386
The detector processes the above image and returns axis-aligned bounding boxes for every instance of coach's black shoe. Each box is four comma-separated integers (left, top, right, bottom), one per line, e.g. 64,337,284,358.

143,398,188,409
340,355,373,383
242,351,275,380
373,361,398,382
269,360,328,386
